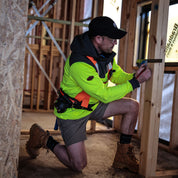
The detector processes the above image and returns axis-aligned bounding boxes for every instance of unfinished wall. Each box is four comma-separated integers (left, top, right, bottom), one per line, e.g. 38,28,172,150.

0,1,28,177
24,0,104,112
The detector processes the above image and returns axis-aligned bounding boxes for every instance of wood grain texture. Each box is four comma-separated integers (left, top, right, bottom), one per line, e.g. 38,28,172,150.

0,1,28,177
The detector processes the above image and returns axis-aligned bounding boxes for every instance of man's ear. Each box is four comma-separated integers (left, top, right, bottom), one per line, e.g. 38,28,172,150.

95,35,103,44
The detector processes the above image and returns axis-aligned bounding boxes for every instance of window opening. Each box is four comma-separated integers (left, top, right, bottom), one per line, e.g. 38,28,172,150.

165,2,178,63
134,0,178,66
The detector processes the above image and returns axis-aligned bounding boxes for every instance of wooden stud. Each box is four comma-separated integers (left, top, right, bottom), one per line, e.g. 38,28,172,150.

59,0,68,83
125,1,138,73
90,120,96,133
36,21,44,110
23,53,28,95
113,115,122,131
118,0,131,71
23,53,29,108
98,0,104,16
115,0,139,129
139,0,169,177
92,0,98,17
90,0,104,132
30,53,35,110
118,0,144,72
75,0,84,35
45,4,56,110
140,62,164,177
91,0,103,18
67,0,76,55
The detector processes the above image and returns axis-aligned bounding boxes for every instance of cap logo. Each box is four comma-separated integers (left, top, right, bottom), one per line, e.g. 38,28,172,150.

113,22,117,28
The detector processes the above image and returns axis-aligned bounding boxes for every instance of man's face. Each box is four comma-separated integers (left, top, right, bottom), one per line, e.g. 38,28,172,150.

98,36,117,54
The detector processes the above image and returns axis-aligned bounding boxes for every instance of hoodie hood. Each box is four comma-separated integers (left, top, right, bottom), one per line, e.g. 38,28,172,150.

70,32,98,62
69,32,116,78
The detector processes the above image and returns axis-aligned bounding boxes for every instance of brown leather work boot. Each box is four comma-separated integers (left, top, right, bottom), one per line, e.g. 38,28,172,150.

26,123,49,159
112,143,139,173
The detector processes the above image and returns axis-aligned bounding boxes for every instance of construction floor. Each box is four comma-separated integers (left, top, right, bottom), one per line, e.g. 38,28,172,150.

18,112,178,178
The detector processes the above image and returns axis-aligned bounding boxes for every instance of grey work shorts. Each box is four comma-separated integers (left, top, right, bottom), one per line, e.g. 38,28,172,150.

57,102,109,147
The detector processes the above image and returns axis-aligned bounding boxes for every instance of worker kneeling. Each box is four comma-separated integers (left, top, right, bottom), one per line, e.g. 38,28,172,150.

26,16,151,173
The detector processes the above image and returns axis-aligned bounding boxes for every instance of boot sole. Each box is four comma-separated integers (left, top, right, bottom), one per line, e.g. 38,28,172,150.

26,141,39,159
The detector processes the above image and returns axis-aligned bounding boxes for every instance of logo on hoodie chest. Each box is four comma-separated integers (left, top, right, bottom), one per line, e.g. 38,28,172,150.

87,76,94,81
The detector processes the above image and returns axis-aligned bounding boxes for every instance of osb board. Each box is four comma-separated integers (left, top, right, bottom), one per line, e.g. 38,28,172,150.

0,1,28,178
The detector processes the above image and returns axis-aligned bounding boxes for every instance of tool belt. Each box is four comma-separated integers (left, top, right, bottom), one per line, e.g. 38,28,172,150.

54,89,95,113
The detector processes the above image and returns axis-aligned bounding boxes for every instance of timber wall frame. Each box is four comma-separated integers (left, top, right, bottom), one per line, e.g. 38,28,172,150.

115,0,178,177
24,0,104,112
24,0,103,135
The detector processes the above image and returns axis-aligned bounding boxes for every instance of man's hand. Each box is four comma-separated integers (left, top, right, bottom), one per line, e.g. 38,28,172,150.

135,64,151,83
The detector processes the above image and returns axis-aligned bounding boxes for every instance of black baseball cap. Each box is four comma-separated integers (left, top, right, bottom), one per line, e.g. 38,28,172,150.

88,16,127,39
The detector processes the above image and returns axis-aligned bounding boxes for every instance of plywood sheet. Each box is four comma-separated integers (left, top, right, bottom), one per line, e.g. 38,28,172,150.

0,1,28,177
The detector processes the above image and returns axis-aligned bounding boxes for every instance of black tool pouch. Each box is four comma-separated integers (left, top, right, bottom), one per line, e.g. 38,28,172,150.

54,92,73,113
54,89,95,113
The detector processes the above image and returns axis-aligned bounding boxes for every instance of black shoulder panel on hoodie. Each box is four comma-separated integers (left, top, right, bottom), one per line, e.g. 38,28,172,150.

69,32,116,78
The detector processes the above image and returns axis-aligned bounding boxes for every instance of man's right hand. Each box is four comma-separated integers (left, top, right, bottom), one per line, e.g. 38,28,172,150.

135,64,151,83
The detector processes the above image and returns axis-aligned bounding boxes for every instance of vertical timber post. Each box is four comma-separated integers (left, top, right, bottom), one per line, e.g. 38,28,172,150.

90,0,104,132
0,0,28,177
139,0,169,177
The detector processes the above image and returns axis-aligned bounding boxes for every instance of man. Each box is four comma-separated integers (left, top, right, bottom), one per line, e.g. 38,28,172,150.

26,16,151,173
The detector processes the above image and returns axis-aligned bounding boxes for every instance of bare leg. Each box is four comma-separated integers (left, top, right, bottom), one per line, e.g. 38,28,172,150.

103,98,139,172
103,97,139,134
52,98,138,172
53,141,87,172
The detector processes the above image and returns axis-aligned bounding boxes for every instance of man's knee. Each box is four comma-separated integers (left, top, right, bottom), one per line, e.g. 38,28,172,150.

129,99,139,114
72,159,87,172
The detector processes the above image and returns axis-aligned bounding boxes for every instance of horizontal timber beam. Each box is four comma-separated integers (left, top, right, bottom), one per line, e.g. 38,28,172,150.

28,15,88,27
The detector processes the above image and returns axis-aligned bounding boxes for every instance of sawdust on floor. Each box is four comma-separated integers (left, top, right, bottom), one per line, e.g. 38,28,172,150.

18,132,178,178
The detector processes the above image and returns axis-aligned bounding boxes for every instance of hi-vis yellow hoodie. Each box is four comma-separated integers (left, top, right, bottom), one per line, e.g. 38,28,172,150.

54,32,140,120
